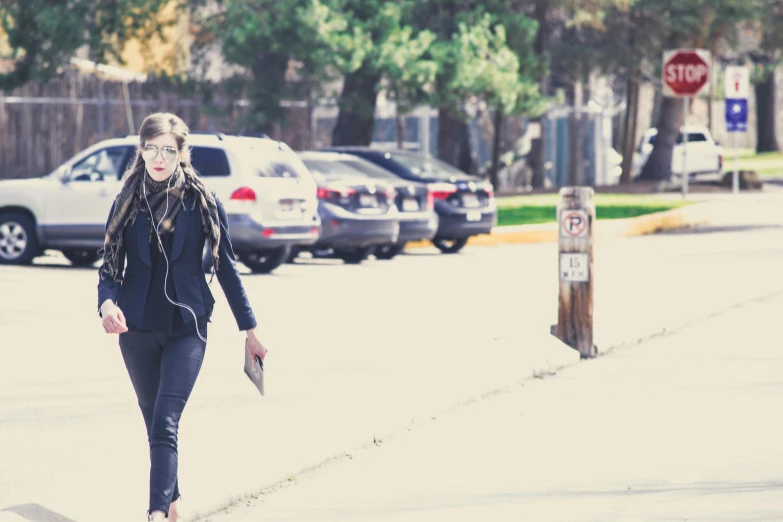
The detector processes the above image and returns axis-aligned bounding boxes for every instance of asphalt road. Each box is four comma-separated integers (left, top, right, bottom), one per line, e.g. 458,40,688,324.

1,191,782,522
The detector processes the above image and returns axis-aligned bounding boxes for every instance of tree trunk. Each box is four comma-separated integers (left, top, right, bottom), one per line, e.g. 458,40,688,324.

489,109,504,190
458,121,475,175
620,73,640,184
530,136,546,188
568,80,584,186
755,70,779,153
331,65,381,146
438,106,469,170
248,52,291,135
396,113,405,149
638,96,682,181
530,0,551,189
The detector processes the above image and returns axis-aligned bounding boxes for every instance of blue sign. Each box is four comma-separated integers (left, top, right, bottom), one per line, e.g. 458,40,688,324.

725,98,748,132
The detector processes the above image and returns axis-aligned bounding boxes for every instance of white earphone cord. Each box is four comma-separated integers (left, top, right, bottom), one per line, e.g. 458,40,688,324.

143,170,208,343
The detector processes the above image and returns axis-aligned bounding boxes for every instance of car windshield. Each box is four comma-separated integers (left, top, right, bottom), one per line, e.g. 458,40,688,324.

301,157,396,183
387,151,472,180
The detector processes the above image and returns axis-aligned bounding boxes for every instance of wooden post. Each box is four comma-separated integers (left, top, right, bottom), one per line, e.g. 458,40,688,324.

556,186,596,358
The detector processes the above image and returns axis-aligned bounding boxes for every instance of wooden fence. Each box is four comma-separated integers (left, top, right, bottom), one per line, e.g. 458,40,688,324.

0,72,313,179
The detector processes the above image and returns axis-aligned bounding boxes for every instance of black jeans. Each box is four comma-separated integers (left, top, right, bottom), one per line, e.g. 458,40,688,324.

119,330,207,516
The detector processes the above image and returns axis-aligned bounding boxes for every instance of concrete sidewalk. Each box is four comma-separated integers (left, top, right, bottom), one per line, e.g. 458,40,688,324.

205,291,783,522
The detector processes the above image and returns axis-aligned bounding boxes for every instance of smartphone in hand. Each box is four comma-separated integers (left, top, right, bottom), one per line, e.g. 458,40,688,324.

244,340,264,396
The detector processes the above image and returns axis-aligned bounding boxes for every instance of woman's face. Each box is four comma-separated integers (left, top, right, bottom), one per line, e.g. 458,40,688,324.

141,133,182,182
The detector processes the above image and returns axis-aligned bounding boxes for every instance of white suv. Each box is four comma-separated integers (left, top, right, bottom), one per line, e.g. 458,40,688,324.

0,134,320,273
633,125,723,177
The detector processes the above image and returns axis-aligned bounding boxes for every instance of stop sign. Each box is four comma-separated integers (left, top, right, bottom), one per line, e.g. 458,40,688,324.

663,49,711,97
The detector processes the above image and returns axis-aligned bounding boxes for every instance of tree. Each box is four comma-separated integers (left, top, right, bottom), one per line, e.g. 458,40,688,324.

376,23,438,148
636,0,762,181
331,0,437,146
405,2,543,174
0,0,169,90
196,0,362,134
748,0,783,152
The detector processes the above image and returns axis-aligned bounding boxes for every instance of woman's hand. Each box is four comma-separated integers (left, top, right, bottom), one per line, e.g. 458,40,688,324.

246,327,268,361
101,300,128,334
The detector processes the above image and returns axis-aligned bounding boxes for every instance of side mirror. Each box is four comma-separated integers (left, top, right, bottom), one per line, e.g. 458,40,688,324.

58,166,71,184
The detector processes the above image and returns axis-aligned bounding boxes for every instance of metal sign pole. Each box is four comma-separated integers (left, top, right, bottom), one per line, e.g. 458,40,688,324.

682,97,688,199
725,66,750,196
733,130,739,194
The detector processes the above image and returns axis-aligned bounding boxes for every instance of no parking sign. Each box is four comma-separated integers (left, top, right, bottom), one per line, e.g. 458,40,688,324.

560,210,588,238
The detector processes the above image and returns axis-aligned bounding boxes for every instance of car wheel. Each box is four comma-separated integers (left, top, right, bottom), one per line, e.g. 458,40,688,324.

374,243,405,260
62,249,101,267
240,246,291,274
334,246,375,264
0,212,39,265
433,237,468,254
285,247,301,264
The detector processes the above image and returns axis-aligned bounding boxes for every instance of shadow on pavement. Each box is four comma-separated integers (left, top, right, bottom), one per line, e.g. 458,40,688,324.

661,224,783,235
1,504,77,522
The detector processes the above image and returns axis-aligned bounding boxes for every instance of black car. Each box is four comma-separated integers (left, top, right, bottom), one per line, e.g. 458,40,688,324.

321,147,496,253
294,152,400,264
298,151,438,260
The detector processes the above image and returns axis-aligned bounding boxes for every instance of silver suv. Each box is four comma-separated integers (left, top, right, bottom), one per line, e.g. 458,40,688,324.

0,134,320,273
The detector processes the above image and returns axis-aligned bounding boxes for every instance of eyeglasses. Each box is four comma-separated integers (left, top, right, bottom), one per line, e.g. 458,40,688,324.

141,145,179,163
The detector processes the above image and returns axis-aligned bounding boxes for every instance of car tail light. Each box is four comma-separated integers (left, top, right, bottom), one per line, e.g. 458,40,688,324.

483,183,494,196
231,186,257,202
317,186,355,200
262,228,275,237
381,188,396,203
718,154,723,170
426,191,435,211
428,182,456,200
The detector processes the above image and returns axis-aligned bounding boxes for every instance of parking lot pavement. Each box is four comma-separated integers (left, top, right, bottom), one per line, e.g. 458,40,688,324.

0,191,782,522
209,293,783,522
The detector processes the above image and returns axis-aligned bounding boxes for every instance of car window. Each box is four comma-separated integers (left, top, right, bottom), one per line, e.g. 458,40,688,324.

70,147,131,182
676,132,708,144
388,151,471,180
191,146,231,177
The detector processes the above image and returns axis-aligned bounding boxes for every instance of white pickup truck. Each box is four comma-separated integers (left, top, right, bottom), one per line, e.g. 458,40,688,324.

633,125,723,178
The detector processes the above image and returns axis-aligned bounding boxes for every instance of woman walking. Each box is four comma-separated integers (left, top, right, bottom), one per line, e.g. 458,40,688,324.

97,112,267,521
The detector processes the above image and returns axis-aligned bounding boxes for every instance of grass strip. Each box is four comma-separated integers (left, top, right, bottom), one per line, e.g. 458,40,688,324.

495,194,691,227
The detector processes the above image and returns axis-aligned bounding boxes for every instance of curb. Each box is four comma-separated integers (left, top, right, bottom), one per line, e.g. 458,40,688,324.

406,201,712,249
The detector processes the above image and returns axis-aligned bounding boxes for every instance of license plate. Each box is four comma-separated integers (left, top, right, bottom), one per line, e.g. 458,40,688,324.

462,193,480,208
466,210,481,222
279,199,299,212
402,197,419,212
360,194,378,207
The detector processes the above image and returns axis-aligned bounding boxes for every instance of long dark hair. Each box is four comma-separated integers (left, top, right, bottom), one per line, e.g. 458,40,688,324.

121,112,199,184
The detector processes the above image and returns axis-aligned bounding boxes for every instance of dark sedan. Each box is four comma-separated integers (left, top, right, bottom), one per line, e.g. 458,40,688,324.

295,152,400,264
298,151,438,260
321,147,496,253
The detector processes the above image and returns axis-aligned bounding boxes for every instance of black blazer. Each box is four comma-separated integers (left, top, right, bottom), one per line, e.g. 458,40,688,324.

97,192,257,332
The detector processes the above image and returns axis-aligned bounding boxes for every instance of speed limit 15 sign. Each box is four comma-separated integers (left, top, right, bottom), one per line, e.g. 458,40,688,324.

663,49,711,98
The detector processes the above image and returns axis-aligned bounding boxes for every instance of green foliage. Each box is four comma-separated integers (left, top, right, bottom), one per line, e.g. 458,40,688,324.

0,0,169,90
195,0,364,131
375,4,438,114
409,2,545,118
